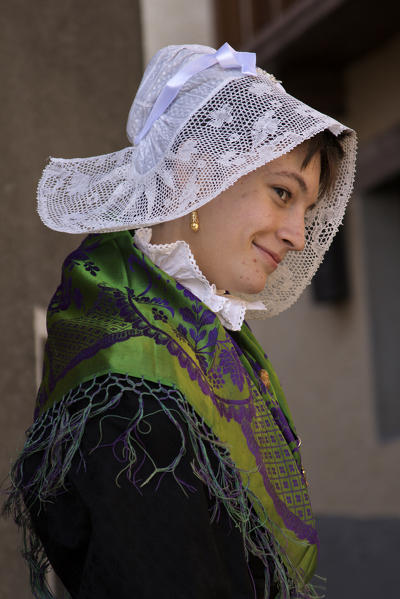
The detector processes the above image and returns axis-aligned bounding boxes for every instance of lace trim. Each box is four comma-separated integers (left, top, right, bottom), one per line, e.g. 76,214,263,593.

133,227,265,331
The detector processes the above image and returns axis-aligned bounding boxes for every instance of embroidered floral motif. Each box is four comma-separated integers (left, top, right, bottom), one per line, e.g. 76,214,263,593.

64,236,101,272
67,171,93,193
294,104,317,119
218,346,245,392
176,138,198,162
218,150,248,168
179,297,218,371
251,111,280,146
83,260,100,276
209,365,225,389
176,323,188,341
248,81,270,97
207,104,233,128
248,77,283,96
161,168,175,190
152,307,168,322
269,100,283,109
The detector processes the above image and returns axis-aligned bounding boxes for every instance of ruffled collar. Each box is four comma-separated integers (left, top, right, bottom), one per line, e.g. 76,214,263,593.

133,228,265,331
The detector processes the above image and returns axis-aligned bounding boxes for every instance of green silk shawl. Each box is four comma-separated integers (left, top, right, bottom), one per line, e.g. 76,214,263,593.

16,231,319,597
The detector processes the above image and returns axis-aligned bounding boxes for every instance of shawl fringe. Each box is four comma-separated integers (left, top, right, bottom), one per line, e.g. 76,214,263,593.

3,373,322,599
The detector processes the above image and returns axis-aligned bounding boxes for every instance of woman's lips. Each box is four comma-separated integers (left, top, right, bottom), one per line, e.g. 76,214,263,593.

252,242,282,268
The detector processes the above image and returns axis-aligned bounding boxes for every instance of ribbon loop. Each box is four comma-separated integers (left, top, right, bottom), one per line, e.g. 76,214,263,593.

215,42,257,76
134,43,257,145
215,43,241,70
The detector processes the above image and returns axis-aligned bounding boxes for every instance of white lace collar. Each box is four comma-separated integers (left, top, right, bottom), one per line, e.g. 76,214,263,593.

133,228,266,331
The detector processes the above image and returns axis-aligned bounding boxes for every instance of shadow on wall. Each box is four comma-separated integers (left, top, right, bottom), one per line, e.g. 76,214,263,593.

315,515,399,598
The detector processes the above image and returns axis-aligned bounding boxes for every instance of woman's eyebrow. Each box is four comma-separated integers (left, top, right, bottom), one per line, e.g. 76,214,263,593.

272,171,308,193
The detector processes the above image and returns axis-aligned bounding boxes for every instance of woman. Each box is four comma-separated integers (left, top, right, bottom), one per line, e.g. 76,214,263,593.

5,43,356,598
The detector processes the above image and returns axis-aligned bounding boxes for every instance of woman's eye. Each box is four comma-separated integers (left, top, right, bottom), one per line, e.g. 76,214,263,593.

273,187,290,202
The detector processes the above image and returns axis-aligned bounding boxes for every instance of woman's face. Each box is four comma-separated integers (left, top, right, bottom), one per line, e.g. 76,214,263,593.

152,143,321,295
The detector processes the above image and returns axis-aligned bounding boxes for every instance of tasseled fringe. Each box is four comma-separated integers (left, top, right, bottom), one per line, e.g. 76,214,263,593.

2,374,323,599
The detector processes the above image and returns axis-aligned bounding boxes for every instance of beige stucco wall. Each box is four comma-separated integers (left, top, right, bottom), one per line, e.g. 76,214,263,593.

251,192,400,517
0,2,143,597
140,0,215,64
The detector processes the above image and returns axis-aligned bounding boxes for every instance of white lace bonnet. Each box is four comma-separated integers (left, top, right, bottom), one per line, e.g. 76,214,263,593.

37,43,357,318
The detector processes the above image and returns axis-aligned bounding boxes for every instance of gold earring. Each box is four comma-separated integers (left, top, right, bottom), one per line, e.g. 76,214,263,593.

190,210,200,232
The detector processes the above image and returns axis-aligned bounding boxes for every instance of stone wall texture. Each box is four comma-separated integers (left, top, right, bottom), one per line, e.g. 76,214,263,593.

0,2,142,596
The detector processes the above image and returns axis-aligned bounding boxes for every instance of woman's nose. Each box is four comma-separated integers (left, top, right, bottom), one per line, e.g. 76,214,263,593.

279,212,306,252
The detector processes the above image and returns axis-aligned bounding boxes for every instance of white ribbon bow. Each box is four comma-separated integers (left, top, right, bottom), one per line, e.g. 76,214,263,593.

134,42,257,145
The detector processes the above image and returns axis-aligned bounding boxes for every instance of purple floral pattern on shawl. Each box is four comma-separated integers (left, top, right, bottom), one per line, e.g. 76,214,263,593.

37,231,318,549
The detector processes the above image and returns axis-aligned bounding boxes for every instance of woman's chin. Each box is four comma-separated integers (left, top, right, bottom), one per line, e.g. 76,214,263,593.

231,277,267,296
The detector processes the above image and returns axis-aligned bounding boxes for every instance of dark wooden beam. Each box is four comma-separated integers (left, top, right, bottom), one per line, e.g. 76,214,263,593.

241,0,400,73
214,0,241,49
278,64,345,118
244,0,347,63
238,0,254,42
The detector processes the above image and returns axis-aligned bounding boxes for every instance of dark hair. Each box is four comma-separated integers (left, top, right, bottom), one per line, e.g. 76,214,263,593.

301,130,347,197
